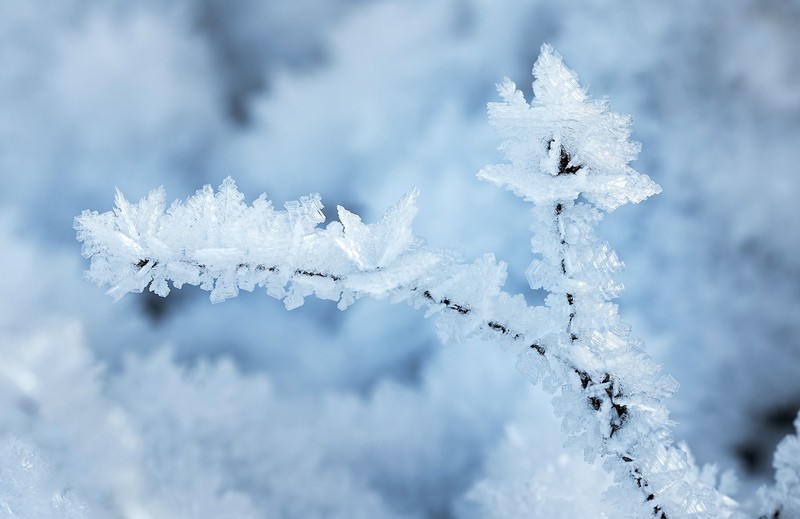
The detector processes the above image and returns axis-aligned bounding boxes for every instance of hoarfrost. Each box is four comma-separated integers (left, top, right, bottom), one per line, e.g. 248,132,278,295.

478,44,660,211
73,44,798,518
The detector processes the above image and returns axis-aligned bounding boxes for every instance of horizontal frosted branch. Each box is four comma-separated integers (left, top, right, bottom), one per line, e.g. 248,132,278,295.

74,178,554,344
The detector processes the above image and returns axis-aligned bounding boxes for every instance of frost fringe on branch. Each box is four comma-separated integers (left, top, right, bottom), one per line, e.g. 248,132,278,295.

75,45,795,518
75,179,551,343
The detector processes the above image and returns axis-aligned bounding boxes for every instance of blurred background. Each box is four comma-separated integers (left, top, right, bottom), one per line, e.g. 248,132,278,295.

1,0,799,516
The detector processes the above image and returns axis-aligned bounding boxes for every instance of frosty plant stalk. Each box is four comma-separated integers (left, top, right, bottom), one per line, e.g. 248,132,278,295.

76,45,798,518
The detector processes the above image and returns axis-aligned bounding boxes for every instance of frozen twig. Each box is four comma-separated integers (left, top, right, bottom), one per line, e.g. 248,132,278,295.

76,45,798,518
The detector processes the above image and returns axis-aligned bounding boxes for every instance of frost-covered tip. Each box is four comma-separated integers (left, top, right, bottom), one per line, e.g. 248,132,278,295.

478,43,661,211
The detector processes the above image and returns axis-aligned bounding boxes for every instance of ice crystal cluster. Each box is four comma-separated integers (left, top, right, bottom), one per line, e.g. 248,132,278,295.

758,413,800,518
75,45,796,518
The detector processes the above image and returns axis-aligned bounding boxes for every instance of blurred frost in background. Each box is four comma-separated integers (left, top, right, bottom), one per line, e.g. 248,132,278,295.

1,0,799,517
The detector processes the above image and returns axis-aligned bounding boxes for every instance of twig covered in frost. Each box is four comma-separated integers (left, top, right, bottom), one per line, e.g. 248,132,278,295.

75,45,797,518
477,44,734,519
74,178,554,344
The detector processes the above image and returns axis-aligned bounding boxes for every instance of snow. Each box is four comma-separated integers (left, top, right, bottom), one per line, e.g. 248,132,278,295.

2,0,800,517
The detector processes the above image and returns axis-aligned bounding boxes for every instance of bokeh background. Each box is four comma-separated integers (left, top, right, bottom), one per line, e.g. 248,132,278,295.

1,0,799,516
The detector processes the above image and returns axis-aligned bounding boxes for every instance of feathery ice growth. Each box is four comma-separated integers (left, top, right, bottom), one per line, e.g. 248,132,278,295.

76,45,798,518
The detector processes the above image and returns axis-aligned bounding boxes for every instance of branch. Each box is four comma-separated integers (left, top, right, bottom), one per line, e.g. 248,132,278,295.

75,44,794,518
74,180,553,344
74,176,730,517
478,44,734,518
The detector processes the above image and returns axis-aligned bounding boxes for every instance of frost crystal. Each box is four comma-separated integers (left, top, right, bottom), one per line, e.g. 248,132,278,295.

757,411,800,519
478,44,660,211
335,189,419,271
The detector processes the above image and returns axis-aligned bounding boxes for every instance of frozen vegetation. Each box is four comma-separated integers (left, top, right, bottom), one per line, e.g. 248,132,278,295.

73,44,798,518
2,1,800,517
